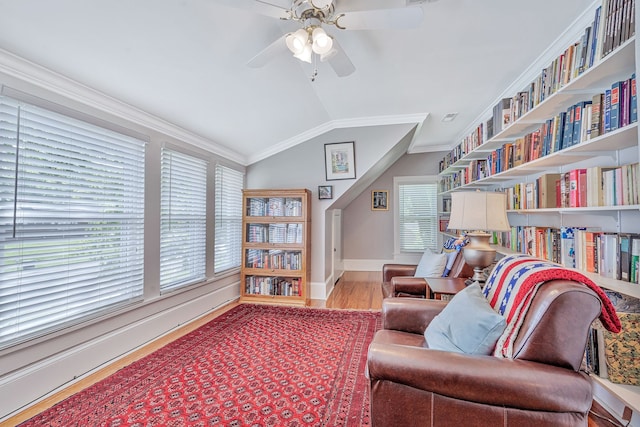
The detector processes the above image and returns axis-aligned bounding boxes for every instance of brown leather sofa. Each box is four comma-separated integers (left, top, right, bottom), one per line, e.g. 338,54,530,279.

367,280,602,426
381,251,473,298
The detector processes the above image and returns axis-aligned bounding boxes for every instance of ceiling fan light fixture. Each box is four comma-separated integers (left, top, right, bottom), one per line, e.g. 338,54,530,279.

286,28,309,54
293,43,313,63
310,0,332,10
311,27,333,54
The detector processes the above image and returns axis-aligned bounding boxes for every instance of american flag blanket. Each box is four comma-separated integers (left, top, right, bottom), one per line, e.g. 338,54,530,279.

483,254,621,358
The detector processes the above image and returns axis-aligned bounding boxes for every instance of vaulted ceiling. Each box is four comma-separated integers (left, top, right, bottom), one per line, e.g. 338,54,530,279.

0,0,595,165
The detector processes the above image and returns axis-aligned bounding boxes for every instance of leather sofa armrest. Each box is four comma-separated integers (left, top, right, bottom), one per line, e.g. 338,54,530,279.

367,342,592,414
382,264,417,282
389,276,429,298
382,298,447,334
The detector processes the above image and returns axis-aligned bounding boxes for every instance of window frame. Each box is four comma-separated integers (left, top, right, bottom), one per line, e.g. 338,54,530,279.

393,175,440,255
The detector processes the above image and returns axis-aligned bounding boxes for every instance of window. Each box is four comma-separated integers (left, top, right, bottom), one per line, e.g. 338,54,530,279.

395,177,439,253
214,165,243,273
159,149,207,291
0,96,146,348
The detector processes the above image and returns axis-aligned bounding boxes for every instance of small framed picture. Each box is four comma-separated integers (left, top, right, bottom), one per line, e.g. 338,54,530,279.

324,141,356,181
371,190,388,211
318,185,333,200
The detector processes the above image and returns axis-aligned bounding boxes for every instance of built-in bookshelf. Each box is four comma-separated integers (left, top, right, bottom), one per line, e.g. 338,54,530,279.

241,189,311,306
438,0,640,421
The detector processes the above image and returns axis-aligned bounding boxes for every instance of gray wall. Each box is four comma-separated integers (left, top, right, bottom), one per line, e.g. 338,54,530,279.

246,123,415,295
343,151,444,261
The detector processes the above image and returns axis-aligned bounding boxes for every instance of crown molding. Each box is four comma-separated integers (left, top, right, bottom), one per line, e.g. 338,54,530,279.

247,112,429,165
0,48,245,165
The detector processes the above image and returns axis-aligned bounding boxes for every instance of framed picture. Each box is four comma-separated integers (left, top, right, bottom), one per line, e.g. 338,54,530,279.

324,142,356,181
371,190,388,211
318,185,333,200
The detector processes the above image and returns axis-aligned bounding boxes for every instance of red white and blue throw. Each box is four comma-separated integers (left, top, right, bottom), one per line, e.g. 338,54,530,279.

483,254,621,358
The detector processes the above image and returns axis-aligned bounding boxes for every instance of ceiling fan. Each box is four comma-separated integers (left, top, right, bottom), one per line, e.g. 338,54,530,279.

214,0,431,79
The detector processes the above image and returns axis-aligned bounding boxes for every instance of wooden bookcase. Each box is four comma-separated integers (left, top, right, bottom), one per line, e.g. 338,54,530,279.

241,188,311,306
437,1,640,420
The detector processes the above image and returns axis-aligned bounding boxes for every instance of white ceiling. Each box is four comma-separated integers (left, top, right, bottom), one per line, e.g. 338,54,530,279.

0,0,595,166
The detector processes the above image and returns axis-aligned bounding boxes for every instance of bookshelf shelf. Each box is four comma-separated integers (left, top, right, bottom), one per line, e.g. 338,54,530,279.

241,189,311,306
441,1,640,419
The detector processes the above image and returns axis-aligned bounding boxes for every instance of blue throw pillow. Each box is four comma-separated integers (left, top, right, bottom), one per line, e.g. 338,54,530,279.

424,283,506,355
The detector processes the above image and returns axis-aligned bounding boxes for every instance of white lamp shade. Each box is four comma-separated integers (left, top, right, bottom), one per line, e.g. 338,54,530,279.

311,27,333,54
285,28,309,54
310,0,332,9
447,191,510,232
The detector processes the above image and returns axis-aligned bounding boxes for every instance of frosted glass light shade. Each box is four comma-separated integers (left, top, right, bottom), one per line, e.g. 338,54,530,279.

286,28,309,54
311,27,333,54
293,43,313,63
448,191,510,232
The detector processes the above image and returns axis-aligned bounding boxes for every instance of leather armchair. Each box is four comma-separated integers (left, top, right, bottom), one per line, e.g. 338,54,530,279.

381,251,473,299
367,280,603,427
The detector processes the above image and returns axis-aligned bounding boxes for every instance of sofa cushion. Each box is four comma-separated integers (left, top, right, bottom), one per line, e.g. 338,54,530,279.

424,283,506,355
414,250,447,278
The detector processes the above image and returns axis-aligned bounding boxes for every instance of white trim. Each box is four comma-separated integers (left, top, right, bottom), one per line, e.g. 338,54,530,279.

247,113,429,164
0,48,245,165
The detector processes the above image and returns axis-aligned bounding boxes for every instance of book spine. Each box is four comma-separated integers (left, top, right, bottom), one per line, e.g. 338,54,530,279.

604,89,612,132
611,81,622,131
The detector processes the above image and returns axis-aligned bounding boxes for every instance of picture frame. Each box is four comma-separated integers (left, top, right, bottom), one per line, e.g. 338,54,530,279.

318,185,333,200
371,190,388,211
324,142,356,181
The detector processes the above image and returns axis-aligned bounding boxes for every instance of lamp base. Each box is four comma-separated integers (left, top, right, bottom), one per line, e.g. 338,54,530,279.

462,232,496,284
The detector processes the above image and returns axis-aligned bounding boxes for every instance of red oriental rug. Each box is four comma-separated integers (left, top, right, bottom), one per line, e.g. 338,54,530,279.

20,304,380,427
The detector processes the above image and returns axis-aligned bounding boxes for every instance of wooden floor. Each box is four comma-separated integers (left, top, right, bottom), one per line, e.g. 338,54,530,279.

3,271,622,426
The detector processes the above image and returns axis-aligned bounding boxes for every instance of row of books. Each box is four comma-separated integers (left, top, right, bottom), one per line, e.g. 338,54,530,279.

505,0,634,126
245,249,302,270
245,276,301,296
439,123,484,172
504,164,639,210
495,227,640,283
443,86,637,191
439,0,635,176
246,197,303,217
246,223,303,244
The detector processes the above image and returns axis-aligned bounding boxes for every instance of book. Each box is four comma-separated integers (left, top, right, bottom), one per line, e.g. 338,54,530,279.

569,168,587,207
561,227,578,268
631,73,637,123
536,173,561,208
599,233,619,279
590,93,603,138
619,234,632,281
610,80,621,131
631,235,640,284
604,89,612,133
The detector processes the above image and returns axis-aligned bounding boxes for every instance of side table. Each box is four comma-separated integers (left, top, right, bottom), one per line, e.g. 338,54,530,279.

425,277,467,301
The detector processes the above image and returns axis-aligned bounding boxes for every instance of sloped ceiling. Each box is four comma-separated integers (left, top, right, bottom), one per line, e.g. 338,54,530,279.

0,0,595,165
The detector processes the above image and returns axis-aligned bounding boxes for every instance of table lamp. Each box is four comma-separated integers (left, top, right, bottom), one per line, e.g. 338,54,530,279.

447,190,510,284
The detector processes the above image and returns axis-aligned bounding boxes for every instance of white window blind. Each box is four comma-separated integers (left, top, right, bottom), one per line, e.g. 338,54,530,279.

214,165,243,273
398,181,438,252
160,149,207,291
0,96,145,348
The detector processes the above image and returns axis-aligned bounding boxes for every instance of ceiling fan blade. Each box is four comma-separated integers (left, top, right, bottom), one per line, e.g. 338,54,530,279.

211,0,290,19
247,34,289,68
334,0,430,13
335,6,424,30
322,39,355,77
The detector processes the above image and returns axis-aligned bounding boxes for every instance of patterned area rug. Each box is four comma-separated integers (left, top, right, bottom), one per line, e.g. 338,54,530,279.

20,304,380,427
